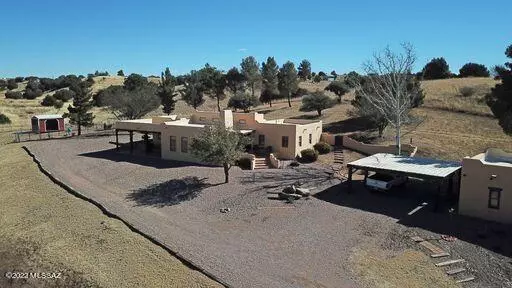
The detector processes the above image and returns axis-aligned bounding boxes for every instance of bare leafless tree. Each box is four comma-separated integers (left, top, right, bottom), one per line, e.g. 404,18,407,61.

353,43,418,155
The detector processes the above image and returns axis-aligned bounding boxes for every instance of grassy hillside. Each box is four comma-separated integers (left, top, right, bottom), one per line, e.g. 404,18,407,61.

1,76,510,160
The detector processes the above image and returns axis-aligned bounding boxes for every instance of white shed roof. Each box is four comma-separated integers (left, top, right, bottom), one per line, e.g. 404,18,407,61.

32,114,63,120
347,153,461,178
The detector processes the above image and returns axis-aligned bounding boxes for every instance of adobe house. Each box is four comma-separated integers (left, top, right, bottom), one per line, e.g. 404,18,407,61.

31,115,65,133
114,110,323,163
459,148,512,224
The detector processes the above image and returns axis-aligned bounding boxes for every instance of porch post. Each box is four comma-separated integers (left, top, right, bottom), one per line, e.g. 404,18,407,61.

144,132,149,153
115,129,119,151
129,131,134,154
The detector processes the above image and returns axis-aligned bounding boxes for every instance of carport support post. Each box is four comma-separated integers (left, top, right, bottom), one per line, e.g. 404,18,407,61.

115,129,119,151
347,166,353,193
129,131,133,154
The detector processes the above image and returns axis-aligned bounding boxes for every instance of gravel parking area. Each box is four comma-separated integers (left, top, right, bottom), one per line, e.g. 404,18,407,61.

25,136,511,288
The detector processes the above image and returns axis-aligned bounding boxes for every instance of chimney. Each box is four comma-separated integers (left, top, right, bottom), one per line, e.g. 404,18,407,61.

220,110,233,129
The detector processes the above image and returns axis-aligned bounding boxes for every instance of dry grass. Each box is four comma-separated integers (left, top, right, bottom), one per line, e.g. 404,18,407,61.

0,143,222,288
351,245,459,288
421,77,498,116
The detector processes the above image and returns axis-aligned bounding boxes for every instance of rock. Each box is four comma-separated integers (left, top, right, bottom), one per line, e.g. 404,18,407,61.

220,208,231,213
282,187,296,194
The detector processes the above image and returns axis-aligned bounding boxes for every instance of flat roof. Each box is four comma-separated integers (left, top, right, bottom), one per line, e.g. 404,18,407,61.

347,153,461,178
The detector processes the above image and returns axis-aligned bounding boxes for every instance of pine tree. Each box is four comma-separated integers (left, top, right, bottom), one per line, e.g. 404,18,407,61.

158,67,178,115
240,56,261,97
261,57,279,107
67,82,94,135
298,59,312,80
278,61,299,107
180,71,205,110
486,44,512,135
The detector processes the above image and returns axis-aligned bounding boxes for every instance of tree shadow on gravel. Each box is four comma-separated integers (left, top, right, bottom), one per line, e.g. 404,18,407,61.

127,176,217,207
240,166,340,194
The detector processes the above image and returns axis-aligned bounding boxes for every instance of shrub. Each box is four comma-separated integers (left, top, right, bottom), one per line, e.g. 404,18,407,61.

459,86,476,97
292,88,308,98
5,91,23,99
299,148,318,163
459,63,490,78
41,95,57,106
14,76,24,83
0,113,11,124
422,57,451,80
236,157,252,170
313,142,332,154
54,99,64,109
7,79,18,90
23,89,43,99
53,89,75,102
227,93,259,112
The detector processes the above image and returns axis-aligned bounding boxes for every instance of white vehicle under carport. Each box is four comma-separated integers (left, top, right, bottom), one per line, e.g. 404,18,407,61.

365,172,408,191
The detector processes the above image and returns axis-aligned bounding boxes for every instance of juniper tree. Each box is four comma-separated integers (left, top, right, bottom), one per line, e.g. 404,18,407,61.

67,82,94,135
486,44,512,135
181,71,205,110
158,67,178,115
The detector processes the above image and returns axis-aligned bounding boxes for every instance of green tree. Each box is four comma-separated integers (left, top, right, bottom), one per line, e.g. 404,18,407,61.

227,92,259,112
300,91,336,116
422,57,451,80
7,79,18,90
117,70,125,76
278,61,299,107
486,44,512,135
459,63,490,78
261,57,280,107
198,64,226,111
103,85,160,119
344,71,362,88
181,71,205,110
225,67,246,94
66,82,94,135
325,81,349,103
124,73,148,90
240,56,261,97
191,123,251,183
23,80,43,99
298,59,312,80
158,67,178,115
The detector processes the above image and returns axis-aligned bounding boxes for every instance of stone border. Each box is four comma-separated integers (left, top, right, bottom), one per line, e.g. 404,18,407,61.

21,145,230,288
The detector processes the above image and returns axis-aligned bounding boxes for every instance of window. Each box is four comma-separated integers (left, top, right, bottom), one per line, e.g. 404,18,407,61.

298,136,302,147
309,134,312,144
169,136,176,151
282,136,289,148
488,187,502,209
239,119,246,125
181,137,188,153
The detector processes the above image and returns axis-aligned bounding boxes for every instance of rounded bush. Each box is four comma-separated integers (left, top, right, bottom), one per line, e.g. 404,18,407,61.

459,86,475,97
41,95,57,106
236,157,253,170
53,89,74,102
313,142,332,154
0,113,11,124
299,148,318,163
5,91,23,99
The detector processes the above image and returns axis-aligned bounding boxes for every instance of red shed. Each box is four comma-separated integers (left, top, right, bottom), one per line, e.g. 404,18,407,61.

31,115,65,133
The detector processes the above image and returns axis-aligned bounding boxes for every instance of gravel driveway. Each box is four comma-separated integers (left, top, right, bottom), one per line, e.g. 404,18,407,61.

25,136,512,288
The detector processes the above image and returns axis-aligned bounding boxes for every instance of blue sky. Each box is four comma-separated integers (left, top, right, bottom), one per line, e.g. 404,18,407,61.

1,0,510,78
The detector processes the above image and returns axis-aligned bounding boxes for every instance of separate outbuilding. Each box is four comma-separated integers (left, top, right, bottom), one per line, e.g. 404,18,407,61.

346,153,462,210
31,114,65,134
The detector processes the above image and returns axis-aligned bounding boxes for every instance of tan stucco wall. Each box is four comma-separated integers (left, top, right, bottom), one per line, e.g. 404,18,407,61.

295,122,323,157
343,136,417,156
160,125,203,163
459,157,512,224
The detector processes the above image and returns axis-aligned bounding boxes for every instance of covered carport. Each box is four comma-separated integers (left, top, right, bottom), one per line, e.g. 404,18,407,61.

346,153,462,211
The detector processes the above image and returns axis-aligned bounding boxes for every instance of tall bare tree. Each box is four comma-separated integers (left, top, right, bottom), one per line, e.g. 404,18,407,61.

353,43,418,155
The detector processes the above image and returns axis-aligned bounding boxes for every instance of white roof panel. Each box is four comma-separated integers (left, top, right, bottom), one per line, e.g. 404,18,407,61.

347,153,461,178
33,114,63,119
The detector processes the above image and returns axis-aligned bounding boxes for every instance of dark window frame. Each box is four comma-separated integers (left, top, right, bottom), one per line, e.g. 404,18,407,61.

298,136,302,147
169,136,176,151
181,137,188,153
282,136,289,148
488,187,502,209
309,133,312,144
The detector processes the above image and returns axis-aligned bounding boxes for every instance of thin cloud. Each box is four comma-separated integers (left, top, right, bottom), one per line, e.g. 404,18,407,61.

238,48,248,52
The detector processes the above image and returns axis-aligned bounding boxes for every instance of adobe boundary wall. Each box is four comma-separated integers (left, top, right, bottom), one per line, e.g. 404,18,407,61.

321,132,417,157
